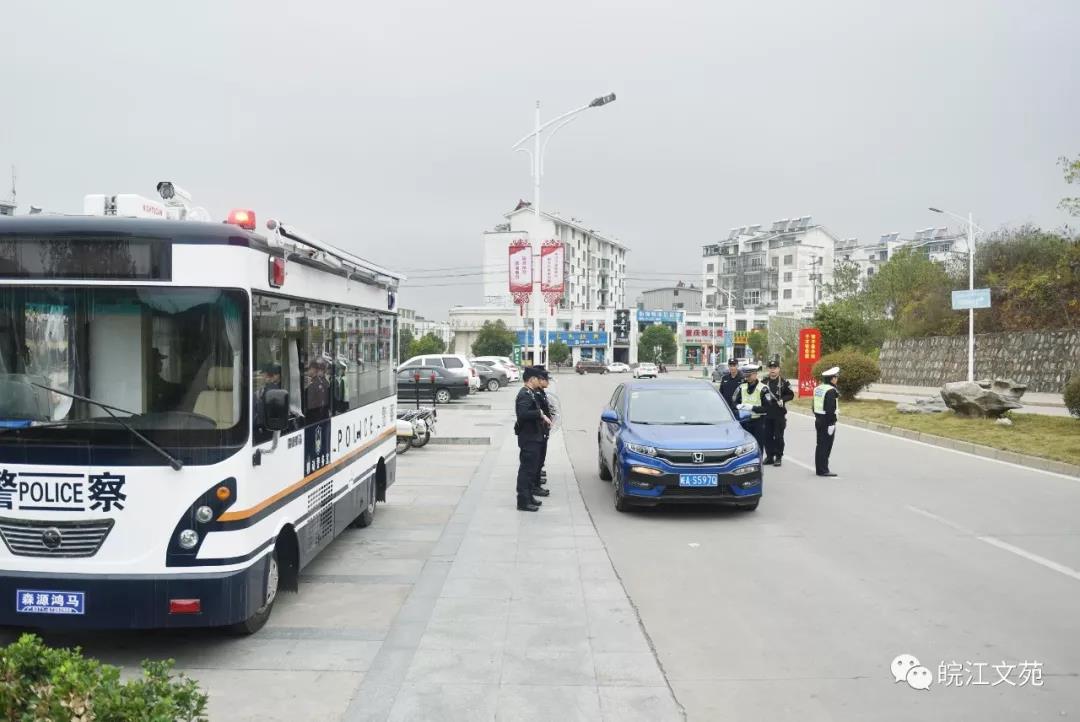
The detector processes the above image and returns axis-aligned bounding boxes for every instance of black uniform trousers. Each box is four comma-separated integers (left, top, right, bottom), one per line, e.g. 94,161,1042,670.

764,417,787,460
814,416,835,474
538,436,548,485
517,435,543,504
745,417,767,459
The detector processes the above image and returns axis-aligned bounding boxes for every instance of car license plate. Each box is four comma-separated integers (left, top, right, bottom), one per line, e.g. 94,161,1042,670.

16,589,85,616
679,474,718,488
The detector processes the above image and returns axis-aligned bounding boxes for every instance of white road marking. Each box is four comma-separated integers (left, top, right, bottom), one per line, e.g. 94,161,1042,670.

907,505,1080,583
786,411,1079,482
781,456,818,473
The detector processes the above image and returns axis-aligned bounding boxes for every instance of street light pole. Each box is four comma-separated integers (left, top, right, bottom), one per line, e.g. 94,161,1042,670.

929,207,983,383
514,93,616,367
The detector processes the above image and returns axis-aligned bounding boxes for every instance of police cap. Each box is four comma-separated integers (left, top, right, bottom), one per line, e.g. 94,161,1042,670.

766,360,780,368
821,366,840,377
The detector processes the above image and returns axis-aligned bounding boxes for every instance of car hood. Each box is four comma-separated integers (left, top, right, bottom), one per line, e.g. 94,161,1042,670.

624,421,750,449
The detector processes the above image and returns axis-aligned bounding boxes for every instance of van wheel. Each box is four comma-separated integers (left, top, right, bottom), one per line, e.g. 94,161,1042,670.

435,389,452,404
354,485,378,528
230,551,279,635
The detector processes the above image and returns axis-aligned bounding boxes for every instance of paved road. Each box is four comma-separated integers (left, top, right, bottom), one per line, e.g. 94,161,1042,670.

555,371,1080,721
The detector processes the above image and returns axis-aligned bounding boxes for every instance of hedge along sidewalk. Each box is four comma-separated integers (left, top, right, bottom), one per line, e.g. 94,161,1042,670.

788,398,1080,478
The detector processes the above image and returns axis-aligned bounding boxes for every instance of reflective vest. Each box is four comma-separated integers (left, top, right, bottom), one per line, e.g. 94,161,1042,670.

813,384,838,416
739,382,764,419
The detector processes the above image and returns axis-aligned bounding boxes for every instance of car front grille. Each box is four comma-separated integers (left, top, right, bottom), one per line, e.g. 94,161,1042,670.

0,517,115,558
655,449,737,466
660,485,734,497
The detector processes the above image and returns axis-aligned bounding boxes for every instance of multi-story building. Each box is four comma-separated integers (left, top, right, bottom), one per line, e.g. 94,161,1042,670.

701,216,837,317
481,201,628,311
837,227,967,285
636,283,702,313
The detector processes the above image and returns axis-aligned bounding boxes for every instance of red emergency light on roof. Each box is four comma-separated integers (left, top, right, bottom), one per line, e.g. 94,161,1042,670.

269,257,286,288
228,209,257,230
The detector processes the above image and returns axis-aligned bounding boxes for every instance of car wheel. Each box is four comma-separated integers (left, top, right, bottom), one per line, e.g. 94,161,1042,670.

230,550,279,635
435,389,451,404
598,445,612,481
613,462,629,512
487,379,500,392
739,500,760,512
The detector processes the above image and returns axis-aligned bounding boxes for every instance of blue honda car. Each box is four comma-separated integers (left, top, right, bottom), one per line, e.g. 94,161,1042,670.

598,379,762,511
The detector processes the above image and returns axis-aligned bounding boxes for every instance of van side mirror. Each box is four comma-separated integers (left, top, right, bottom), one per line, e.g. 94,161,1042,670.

263,389,290,431
600,409,619,424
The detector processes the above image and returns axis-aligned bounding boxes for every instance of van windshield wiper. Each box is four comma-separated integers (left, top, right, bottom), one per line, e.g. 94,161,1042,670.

29,382,184,471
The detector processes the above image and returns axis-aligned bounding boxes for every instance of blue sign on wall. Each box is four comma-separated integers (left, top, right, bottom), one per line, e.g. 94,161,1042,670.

951,288,991,310
516,330,609,347
636,309,684,324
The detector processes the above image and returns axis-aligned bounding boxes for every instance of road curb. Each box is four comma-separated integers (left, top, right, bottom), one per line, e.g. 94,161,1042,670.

427,436,491,446
789,409,1080,478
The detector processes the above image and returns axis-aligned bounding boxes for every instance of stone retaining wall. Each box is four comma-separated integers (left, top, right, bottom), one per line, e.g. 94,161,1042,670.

879,330,1080,393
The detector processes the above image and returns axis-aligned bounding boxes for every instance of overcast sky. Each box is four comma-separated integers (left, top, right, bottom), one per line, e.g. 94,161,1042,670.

4,0,1077,319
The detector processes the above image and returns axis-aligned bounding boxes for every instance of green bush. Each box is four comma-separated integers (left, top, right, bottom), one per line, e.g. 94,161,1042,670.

0,633,207,722
1065,373,1080,418
812,349,880,401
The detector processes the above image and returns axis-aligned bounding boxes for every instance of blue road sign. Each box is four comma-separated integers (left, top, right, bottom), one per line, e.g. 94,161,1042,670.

951,288,991,310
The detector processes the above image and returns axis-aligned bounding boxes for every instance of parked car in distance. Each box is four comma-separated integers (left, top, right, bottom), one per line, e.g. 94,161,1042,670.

607,362,630,373
397,366,470,404
633,363,659,379
399,354,478,392
598,380,761,511
472,356,520,382
471,358,517,385
576,359,608,375
472,362,509,392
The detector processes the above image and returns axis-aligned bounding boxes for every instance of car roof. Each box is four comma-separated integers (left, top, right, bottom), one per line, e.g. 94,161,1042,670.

625,379,713,391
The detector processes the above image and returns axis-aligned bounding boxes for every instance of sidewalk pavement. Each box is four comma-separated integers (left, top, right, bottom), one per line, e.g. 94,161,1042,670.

344,400,683,721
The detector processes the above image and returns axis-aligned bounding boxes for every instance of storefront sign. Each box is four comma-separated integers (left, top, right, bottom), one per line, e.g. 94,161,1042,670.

682,327,724,343
613,309,631,345
636,309,683,324
516,330,609,347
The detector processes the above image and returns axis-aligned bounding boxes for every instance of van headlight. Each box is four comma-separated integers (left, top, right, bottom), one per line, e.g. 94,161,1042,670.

624,442,657,457
734,442,757,457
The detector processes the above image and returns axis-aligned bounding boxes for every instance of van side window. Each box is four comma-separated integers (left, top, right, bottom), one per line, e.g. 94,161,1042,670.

253,293,302,443
443,357,463,369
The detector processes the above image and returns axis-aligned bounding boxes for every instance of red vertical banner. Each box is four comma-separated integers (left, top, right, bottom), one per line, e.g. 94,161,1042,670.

508,239,532,316
797,328,822,398
540,240,565,315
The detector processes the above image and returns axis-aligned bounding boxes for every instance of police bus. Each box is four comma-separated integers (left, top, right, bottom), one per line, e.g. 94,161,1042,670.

0,184,403,633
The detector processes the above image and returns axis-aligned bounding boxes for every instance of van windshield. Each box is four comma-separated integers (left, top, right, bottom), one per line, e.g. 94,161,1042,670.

0,286,248,448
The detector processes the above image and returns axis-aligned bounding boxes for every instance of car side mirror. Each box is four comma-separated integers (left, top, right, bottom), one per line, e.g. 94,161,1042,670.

600,409,619,424
263,389,290,431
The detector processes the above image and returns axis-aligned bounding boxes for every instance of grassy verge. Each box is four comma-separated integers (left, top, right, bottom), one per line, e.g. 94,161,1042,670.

790,398,1080,467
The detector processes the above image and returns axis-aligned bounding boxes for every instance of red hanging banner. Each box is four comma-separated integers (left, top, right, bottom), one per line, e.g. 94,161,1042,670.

508,239,532,316
540,240,565,315
797,328,822,398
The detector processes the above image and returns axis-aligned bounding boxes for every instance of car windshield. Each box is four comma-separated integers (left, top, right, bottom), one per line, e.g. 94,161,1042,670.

0,285,248,446
627,386,734,425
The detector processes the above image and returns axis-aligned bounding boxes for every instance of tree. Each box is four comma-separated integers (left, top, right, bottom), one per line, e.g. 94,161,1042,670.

639,324,677,364
1060,155,1080,217
824,260,863,300
814,299,878,354
470,320,516,358
747,330,768,361
866,246,961,338
408,332,445,357
548,340,570,367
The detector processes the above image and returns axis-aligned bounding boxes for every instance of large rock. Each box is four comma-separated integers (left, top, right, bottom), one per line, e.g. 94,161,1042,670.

896,396,949,414
940,381,1023,418
977,378,1027,402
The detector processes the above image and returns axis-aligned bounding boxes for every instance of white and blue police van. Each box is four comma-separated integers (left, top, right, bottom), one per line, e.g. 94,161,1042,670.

0,184,403,632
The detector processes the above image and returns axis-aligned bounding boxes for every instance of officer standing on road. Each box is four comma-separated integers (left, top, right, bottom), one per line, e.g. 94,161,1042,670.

718,358,743,411
762,360,794,467
733,364,769,459
533,367,553,498
813,366,841,477
514,367,551,512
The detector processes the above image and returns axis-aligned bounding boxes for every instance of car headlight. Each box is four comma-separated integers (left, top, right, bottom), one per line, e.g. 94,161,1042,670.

733,442,757,457
731,464,759,476
624,442,657,457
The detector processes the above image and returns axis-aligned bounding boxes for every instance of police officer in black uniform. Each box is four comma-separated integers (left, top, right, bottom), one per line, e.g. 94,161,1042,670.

533,367,553,497
762,359,794,467
515,367,551,511
718,358,743,411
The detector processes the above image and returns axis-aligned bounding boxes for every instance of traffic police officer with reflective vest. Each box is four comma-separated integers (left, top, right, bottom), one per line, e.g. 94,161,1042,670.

514,367,551,511
813,366,840,477
732,364,769,459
